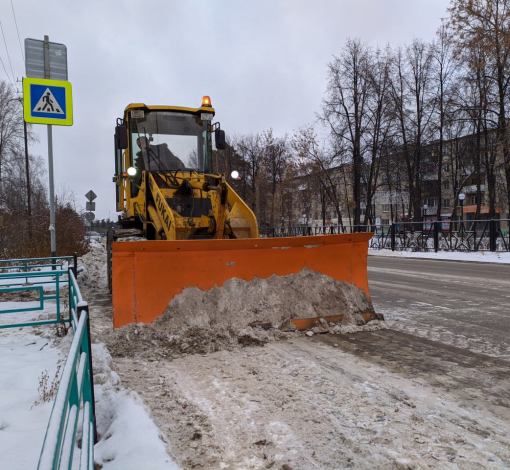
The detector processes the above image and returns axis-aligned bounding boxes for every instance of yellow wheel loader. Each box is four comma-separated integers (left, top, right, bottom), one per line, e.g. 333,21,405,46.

108,97,379,329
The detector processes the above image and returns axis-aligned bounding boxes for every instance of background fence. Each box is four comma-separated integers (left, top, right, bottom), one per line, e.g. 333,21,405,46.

264,218,510,252
0,255,77,329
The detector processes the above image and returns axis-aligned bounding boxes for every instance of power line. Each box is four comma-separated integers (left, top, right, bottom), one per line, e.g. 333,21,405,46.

0,19,16,86
10,0,24,63
0,54,16,91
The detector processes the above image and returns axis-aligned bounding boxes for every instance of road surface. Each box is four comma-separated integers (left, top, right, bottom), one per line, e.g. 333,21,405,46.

368,255,510,360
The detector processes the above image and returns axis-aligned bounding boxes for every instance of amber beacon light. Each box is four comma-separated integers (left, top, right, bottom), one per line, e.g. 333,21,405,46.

202,95,212,107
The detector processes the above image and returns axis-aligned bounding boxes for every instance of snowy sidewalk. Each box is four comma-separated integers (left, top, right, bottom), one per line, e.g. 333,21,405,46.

0,327,64,469
0,304,180,470
369,248,510,264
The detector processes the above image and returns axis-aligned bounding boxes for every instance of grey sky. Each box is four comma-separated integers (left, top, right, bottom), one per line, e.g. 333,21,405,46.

0,0,450,220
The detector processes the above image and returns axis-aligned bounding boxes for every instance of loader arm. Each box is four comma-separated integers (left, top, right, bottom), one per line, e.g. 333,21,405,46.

148,173,177,240
146,172,258,240
225,183,259,239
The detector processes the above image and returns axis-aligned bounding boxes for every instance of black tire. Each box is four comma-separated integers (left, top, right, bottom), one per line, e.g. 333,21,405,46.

106,227,114,293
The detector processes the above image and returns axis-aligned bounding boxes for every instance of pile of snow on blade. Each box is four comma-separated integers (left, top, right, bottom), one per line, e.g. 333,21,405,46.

107,268,384,359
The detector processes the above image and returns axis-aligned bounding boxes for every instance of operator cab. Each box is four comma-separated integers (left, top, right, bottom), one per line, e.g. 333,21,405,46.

113,97,226,210
130,110,213,173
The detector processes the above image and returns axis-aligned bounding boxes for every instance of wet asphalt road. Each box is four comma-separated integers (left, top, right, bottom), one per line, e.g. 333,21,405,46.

367,255,510,358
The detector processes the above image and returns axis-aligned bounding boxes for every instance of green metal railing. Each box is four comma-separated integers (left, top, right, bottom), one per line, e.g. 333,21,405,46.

0,255,77,329
0,254,76,284
37,268,96,470
0,256,96,469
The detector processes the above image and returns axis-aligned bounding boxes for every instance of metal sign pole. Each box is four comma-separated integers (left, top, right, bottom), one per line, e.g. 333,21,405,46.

44,35,56,261
47,125,56,255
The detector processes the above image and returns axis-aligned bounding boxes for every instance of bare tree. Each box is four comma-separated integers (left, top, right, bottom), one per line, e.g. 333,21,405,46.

321,39,371,226
449,0,510,217
292,126,347,229
235,134,263,223
0,80,87,258
389,40,436,224
430,25,460,220
0,82,25,210
362,45,394,225
260,129,288,230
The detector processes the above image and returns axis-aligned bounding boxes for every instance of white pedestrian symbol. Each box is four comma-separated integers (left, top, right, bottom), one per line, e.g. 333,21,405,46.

32,88,62,114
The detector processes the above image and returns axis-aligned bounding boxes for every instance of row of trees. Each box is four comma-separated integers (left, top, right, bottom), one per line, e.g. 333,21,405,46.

0,82,87,259
219,0,510,231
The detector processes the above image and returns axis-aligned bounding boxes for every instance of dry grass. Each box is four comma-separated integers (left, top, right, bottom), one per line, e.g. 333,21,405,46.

33,363,62,406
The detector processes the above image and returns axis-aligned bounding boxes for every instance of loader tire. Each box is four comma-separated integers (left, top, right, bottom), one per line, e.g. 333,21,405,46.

107,226,146,294
107,228,113,293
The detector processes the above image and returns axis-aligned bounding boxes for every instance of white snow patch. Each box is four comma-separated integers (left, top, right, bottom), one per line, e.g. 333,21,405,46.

0,332,62,469
369,248,510,264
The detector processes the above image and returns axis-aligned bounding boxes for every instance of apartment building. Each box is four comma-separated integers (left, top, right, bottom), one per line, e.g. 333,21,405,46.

288,130,509,230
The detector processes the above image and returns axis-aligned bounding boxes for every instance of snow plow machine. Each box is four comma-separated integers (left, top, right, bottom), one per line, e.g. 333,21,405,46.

108,97,381,329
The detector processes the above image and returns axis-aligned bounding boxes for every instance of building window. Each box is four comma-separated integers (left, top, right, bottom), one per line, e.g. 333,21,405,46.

442,180,449,190
470,196,477,205
443,163,450,172
381,219,390,225
382,204,390,212
443,198,450,208
424,197,437,207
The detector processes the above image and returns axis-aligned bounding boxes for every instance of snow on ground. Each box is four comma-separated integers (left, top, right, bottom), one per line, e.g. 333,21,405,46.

0,284,179,469
0,327,63,469
95,244,510,469
2,244,510,469
93,342,180,470
369,247,510,264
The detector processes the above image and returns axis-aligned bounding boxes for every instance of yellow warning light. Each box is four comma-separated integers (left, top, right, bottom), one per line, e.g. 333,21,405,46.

202,95,212,107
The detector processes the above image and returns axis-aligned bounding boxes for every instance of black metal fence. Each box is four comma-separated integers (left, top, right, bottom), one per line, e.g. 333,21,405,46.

263,218,510,252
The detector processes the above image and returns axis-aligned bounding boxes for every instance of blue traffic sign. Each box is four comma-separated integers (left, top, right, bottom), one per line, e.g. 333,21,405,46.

30,84,66,119
23,78,73,126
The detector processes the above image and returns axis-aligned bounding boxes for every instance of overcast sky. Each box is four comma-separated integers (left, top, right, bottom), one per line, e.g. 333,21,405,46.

0,0,450,220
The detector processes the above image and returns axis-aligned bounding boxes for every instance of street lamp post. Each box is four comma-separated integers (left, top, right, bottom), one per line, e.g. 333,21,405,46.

458,193,466,234
422,204,428,231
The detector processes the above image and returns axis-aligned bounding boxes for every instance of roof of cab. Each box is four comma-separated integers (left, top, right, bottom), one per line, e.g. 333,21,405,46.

124,103,216,116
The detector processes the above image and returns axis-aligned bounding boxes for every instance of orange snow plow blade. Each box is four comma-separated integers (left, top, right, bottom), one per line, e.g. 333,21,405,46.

111,233,375,329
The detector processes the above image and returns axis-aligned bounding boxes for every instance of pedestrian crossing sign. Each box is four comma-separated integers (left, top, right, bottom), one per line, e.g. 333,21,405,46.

23,77,73,126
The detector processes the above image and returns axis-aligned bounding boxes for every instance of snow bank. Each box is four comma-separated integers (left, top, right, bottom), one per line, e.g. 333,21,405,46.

105,268,384,360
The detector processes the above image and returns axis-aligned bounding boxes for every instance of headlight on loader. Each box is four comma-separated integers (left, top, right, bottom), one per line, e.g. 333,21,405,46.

127,167,137,177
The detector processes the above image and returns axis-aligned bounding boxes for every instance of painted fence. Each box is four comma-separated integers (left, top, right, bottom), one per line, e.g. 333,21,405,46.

0,257,96,469
0,255,76,329
265,218,510,253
